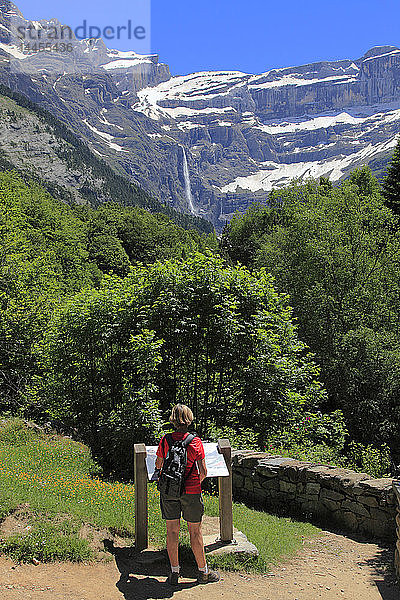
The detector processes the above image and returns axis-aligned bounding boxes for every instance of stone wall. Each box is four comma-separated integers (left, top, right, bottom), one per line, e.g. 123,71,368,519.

394,483,400,578
232,451,396,541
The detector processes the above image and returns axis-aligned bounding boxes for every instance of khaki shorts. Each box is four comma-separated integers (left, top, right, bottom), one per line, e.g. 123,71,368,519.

160,492,204,523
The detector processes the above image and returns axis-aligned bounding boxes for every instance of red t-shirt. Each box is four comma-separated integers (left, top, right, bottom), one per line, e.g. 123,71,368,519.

156,432,205,494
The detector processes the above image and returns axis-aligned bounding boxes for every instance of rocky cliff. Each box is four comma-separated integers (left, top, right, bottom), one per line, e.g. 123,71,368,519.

1,1,400,228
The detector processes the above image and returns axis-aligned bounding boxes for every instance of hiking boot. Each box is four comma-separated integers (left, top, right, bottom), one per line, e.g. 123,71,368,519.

166,571,180,586
197,569,220,584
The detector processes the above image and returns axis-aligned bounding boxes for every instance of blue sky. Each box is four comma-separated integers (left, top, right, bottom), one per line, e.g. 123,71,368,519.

15,0,400,75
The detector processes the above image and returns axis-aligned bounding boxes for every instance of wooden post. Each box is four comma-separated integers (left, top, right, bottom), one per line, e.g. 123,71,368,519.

393,482,400,582
134,443,148,551
217,438,233,543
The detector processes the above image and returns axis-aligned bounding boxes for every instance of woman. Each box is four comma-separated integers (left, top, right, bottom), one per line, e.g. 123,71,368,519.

155,404,220,585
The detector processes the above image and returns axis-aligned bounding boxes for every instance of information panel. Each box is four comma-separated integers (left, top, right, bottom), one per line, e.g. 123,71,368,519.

145,442,229,481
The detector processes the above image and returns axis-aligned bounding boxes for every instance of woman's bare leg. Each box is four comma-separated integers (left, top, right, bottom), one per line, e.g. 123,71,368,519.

187,521,206,569
166,519,180,567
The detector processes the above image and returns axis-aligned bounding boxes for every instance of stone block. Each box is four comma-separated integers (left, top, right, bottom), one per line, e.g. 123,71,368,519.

385,492,396,506
337,472,371,490
351,485,369,495
362,518,393,540
370,507,394,522
296,483,305,494
232,451,257,465
321,498,341,512
279,480,297,494
232,474,244,488
306,466,334,481
204,530,259,559
284,461,311,482
293,461,315,470
358,495,379,508
359,479,393,495
320,488,345,502
305,482,321,496
251,489,267,502
394,549,400,577
241,454,277,468
300,499,319,512
392,481,400,501
276,491,295,501
261,478,279,491
257,466,279,478
341,499,370,517
242,468,255,477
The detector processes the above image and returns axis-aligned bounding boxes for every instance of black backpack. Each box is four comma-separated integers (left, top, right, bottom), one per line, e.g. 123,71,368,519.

157,433,197,498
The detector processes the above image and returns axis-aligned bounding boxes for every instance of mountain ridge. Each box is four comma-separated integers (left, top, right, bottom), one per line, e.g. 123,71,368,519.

1,1,400,227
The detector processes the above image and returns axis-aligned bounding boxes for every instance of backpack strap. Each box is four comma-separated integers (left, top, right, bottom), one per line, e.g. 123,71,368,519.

165,433,174,454
182,432,199,481
182,432,195,448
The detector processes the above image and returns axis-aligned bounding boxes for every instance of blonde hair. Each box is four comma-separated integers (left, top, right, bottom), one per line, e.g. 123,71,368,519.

169,404,194,429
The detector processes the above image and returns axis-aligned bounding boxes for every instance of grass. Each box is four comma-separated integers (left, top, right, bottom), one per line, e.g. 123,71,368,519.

206,499,318,572
0,418,136,534
0,418,320,570
0,519,93,563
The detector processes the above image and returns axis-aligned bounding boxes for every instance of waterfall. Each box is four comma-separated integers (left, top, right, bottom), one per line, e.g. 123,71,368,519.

182,147,196,215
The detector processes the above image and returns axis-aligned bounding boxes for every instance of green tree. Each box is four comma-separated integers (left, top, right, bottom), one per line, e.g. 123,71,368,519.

0,172,217,413
222,169,400,450
32,253,326,475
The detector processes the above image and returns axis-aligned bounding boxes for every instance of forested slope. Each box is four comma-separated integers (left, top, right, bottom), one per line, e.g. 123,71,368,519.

0,85,213,234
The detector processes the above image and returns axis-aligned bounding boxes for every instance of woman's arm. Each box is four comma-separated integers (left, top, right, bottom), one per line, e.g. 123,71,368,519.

197,458,207,483
155,456,164,470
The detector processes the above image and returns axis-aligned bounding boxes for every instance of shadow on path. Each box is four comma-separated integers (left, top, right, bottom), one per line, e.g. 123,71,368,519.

104,540,198,600
116,576,198,600
360,545,398,600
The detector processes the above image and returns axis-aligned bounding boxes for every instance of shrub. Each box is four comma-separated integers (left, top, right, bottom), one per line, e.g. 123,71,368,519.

345,441,391,478
31,254,327,474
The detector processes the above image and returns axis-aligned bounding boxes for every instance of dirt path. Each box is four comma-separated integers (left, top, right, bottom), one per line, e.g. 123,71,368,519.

0,529,397,600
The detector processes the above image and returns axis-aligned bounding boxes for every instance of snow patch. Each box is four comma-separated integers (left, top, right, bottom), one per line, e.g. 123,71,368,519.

106,49,157,60
98,109,124,130
101,58,153,70
0,42,28,59
83,119,128,152
220,137,398,193
256,111,366,134
249,74,358,90
177,121,206,130
133,71,248,120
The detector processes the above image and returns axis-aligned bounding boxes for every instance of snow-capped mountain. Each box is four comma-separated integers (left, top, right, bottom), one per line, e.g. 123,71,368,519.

132,46,400,209
1,1,400,227
0,1,169,89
